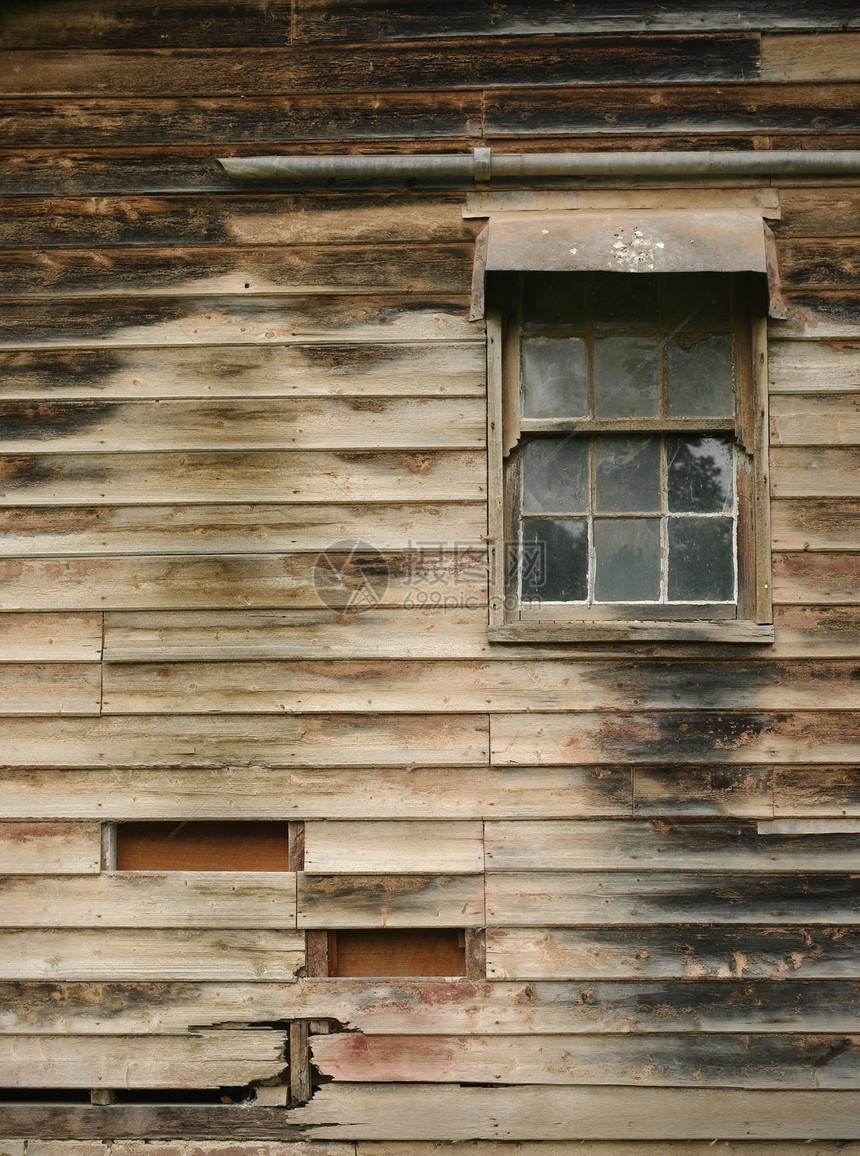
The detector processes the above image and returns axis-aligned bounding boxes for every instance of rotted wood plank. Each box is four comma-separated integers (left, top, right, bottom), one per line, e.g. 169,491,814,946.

774,191,860,238
633,767,773,818
0,928,305,980
0,714,489,768
0,1031,286,1088
768,339,860,390
0,450,485,505
772,500,860,550
0,503,486,558
0,765,629,822
775,767,860,816
0,244,473,299
0,611,102,661
763,33,860,80
770,393,860,444
303,821,484,875
0,822,100,874
486,926,860,981
0,36,761,96
0,663,100,713
0,397,483,452
0,294,477,350
485,819,860,871
2,94,483,147
297,873,484,928
0,342,485,399
779,241,860,290
773,552,860,603
309,1031,860,1088
0,1104,310,1140
0,872,297,928
0,553,487,612
100,658,860,713
486,871,860,925
491,711,860,765
6,976,859,1036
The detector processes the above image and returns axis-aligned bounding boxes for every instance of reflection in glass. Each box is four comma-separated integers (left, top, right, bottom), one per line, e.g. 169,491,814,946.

521,337,588,419
667,334,734,417
595,436,660,512
593,272,660,328
521,438,589,513
521,518,588,602
522,272,587,329
594,337,660,417
668,517,734,600
668,436,734,513
664,273,733,328
594,518,660,601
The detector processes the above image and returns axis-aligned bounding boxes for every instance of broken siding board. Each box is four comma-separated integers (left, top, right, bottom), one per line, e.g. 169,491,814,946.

490,711,860,765
0,397,484,452
0,663,101,714
486,872,860,925
768,340,860,391
763,34,860,81
0,928,305,980
633,767,773,818
772,500,860,550
0,872,297,929
0,1031,286,1088
775,768,860,817
0,715,489,768
0,612,102,661
773,552,860,603
486,926,860,981
303,821,484,875
100,658,860,714
770,394,860,444
0,553,487,612
308,1031,860,1088
484,819,860,872
0,450,486,505
0,504,486,558
0,766,630,822
1,94,483,147
0,822,100,874
0,342,486,399
297,873,484,928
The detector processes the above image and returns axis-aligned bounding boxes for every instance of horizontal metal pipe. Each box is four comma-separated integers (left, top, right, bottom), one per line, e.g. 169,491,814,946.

219,148,860,185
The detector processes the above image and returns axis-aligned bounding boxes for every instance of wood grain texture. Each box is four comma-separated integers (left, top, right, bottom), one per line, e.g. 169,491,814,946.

770,393,860,444
773,552,860,603
0,822,100,874
775,767,860,817
768,339,860,390
0,928,305,980
303,821,484,875
0,663,101,714
632,767,774,819
297,873,484,928
763,33,860,80
0,612,102,661
772,500,860,550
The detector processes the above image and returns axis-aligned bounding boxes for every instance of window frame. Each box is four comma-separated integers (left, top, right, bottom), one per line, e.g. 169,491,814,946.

486,270,773,644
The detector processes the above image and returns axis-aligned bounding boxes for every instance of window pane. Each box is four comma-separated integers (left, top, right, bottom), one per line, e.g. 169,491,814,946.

667,334,734,417
522,437,589,513
521,517,588,602
664,273,733,329
595,435,660,512
594,518,660,601
521,336,588,419
594,337,660,417
667,436,734,513
668,517,734,601
593,272,660,328
522,272,586,329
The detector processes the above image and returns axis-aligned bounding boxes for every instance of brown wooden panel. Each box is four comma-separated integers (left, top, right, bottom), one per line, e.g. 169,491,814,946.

763,32,860,80
779,242,860,290
116,821,291,872
330,929,466,977
775,191,860,238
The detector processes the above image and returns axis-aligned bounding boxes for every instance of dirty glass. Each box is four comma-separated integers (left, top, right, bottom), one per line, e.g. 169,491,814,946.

592,272,660,328
595,435,660,512
667,436,734,513
594,518,660,602
667,334,734,417
521,336,588,419
521,517,588,602
521,437,589,513
522,272,587,329
668,517,734,600
593,337,660,417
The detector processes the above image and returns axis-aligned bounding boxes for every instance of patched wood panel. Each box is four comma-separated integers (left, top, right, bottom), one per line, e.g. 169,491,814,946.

763,33,860,80
303,821,484,875
297,873,484,928
0,663,101,713
0,822,100,874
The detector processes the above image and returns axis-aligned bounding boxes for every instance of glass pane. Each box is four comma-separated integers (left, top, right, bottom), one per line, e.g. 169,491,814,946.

522,437,589,513
667,334,734,417
521,336,588,419
667,436,734,513
594,337,660,417
521,517,588,602
664,273,733,329
595,435,660,512
593,272,660,328
522,272,586,329
594,518,660,602
668,517,734,601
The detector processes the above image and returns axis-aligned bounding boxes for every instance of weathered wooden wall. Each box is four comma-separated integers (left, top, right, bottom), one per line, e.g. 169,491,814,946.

1,0,860,1146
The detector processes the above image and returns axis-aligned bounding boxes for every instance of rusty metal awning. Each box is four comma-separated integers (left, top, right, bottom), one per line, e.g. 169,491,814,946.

471,210,775,319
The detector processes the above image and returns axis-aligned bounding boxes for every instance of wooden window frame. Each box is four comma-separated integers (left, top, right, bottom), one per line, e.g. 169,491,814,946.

486,271,773,644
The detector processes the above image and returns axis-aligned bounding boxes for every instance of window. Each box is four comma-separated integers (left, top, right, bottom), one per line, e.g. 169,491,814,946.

486,264,772,643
